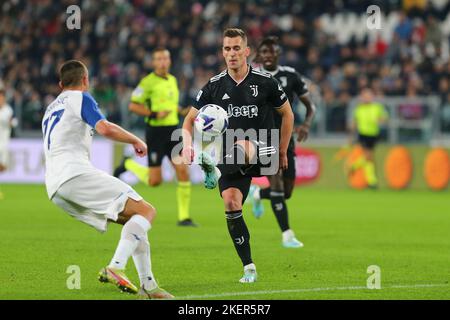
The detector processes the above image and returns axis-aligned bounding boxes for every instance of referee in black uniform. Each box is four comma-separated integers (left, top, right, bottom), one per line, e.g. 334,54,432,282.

182,28,294,283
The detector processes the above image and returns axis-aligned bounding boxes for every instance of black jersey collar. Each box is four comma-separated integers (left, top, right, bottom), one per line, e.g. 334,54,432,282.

261,66,279,76
226,64,251,86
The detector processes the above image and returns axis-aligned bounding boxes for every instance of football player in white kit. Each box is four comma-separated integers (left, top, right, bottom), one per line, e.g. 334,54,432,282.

0,88,14,199
0,88,13,173
42,60,172,299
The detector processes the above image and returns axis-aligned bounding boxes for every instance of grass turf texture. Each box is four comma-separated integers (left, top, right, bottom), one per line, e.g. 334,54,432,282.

0,183,448,300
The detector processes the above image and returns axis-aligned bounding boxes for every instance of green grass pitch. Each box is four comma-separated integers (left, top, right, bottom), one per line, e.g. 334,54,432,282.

0,183,448,300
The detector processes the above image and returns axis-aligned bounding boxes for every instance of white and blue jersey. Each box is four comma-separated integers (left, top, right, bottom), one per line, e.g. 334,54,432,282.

42,90,105,199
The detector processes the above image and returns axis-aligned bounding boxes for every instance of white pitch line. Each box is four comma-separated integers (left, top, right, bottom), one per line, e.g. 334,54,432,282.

178,283,449,299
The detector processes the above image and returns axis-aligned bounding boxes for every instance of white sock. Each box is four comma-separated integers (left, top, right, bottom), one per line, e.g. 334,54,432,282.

132,233,158,291
282,229,295,242
109,215,151,270
244,263,256,272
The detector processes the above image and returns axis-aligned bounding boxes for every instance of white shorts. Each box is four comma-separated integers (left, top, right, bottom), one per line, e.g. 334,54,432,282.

51,170,143,232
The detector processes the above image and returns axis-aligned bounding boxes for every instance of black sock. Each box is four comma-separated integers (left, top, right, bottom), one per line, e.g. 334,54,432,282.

270,191,290,232
225,210,252,266
259,187,271,200
219,144,246,175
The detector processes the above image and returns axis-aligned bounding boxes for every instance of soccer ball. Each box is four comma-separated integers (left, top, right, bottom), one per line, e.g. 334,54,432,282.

194,104,229,138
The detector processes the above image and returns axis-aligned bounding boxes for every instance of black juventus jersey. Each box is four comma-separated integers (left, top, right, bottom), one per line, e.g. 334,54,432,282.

259,65,308,129
193,65,288,142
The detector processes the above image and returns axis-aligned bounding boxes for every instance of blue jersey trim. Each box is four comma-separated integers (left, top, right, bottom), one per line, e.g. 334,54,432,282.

81,92,106,128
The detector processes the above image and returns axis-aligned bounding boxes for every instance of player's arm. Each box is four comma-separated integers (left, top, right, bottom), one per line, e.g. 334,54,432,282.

294,74,316,142
296,94,316,142
81,92,147,157
268,78,293,169
128,101,150,117
128,102,171,119
181,107,199,163
129,82,170,119
178,105,192,117
348,112,357,145
275,101,294,170
378,104,389,125
96,120,147,157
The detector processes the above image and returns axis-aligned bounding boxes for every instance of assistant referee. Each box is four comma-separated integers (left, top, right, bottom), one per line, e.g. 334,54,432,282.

114,48,196,227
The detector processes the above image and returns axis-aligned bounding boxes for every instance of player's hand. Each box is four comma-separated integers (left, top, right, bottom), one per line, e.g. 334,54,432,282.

182,145,194,164
296,124,310,142
279,151,288,170
157,110,172,119
133,139,147,157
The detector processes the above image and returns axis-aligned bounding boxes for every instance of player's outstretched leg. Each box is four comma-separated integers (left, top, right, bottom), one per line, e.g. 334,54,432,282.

198,151,221,189
99,198,173,298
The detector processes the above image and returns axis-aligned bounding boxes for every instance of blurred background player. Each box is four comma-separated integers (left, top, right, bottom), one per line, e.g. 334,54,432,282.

113,48,196,227
348,88,388,188
44,60,172,299
0,88,14,199
182,28,294,283
248,36,316,248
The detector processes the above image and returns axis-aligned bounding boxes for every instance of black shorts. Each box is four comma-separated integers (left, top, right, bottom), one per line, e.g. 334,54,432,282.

358,134,379,150
218,173,252,204
217,139,279,177
145,125,180,166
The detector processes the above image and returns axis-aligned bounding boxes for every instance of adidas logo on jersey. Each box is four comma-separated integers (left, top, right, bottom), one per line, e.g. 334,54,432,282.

222,93,230,100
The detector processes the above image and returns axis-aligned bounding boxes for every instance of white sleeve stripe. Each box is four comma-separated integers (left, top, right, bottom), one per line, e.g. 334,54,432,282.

251,70,271,78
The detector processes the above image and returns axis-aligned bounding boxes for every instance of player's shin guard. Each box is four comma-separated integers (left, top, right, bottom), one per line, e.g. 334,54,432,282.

132,233,157,291
109,214,151,270
270,191,290,232
226,210,252,266
177,181,191,221
220,144,247,175
125,159,149,185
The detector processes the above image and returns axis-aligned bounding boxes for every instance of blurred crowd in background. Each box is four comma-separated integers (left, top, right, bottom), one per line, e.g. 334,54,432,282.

1,0,450,134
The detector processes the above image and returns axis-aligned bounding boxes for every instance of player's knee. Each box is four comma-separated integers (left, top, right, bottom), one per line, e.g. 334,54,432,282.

223,196,241,211
139,201,156,221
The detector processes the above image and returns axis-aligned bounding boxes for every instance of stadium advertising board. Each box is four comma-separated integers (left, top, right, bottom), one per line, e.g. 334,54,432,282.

0,139,113,183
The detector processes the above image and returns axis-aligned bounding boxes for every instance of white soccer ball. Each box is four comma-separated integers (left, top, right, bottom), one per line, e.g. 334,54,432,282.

194,104,229,138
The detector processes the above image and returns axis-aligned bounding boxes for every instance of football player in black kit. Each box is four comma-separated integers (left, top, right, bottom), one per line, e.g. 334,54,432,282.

249,36,316,248
182,28,294,283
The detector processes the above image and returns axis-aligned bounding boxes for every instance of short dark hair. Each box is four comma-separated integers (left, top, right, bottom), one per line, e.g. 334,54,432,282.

258,36,280,51
223,28,247,43
152,47,170,57
59,60,87,87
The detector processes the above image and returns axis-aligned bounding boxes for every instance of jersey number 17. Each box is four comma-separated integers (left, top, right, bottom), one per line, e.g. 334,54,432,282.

43,109,65,150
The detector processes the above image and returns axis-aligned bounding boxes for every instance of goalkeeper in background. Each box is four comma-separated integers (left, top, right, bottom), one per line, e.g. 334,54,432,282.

114,48,196,227
348,88,388,188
